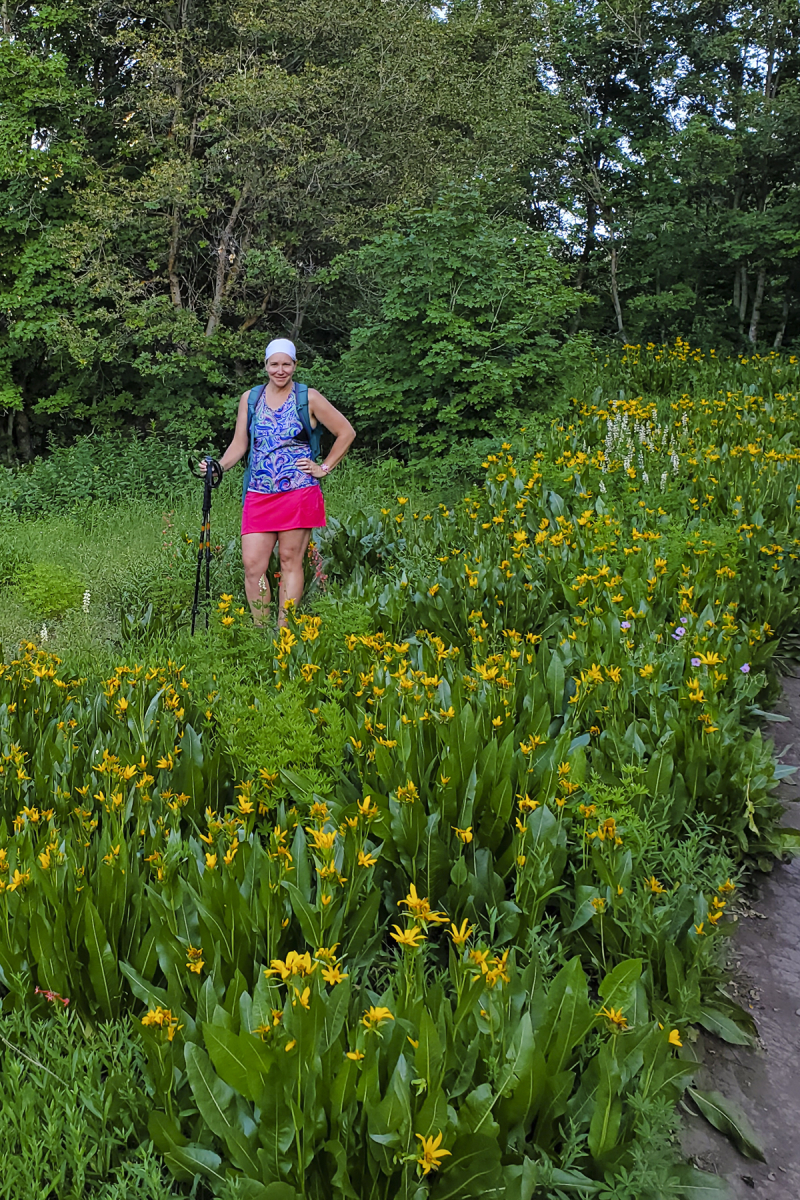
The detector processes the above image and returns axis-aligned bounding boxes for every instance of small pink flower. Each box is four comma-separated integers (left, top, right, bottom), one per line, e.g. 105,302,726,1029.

34,985,70,1007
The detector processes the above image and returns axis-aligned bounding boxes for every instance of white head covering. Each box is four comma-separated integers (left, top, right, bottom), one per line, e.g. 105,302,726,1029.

265,337,297,362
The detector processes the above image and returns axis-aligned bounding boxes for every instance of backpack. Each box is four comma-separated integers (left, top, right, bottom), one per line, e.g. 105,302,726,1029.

241,381,325,502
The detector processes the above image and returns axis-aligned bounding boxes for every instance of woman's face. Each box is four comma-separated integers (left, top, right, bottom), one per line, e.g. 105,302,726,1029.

266,353,296,387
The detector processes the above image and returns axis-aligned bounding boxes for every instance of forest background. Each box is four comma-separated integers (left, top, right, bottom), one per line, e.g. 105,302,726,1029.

2,0,800,463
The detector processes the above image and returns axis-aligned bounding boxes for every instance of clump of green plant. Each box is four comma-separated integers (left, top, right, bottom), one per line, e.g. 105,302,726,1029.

16,560,86,618
0,543,29,587
0,1006,186,1199
217,677,347,797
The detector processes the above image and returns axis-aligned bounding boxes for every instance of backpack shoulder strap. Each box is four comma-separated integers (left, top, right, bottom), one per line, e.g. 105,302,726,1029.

242,385,263,505
295,381,322,460
295,382,311,435
246,385,263,434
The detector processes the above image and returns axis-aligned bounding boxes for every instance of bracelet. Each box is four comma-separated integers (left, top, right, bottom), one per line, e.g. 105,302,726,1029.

320,463,330,475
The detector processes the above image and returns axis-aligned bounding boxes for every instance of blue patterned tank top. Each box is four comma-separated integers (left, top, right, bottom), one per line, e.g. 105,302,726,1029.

248,386,317,496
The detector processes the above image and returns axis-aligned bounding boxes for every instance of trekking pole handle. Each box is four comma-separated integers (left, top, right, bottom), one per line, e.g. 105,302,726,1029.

189,455,224,487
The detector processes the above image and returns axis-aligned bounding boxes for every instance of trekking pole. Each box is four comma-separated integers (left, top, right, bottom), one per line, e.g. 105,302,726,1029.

189,456,223,635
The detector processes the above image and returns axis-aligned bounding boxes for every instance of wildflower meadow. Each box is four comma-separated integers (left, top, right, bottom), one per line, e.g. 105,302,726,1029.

1,343,799,1199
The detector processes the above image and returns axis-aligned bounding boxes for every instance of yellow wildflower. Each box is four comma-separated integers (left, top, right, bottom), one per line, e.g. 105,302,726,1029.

416,1131,451,1176
390,924,426,949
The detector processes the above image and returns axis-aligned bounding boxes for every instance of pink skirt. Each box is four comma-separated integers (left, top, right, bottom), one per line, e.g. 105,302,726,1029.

241,485,326,535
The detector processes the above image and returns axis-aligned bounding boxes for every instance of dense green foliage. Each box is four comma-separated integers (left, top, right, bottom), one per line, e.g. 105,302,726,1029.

2,1,800,459
0,350,796,1197
0,1008,181,1198
331,188,580,453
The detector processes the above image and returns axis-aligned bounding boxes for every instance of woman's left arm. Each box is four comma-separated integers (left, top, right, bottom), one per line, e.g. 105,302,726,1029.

298,388,356,479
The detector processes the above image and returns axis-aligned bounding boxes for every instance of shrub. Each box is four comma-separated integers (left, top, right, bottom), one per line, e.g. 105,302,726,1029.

332,184,580,454
17,560,86,617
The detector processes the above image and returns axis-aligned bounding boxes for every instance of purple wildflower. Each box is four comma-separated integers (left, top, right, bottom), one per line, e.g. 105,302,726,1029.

680,616,689,625
621,621,631,630
672,627,685,640
740,663,750,674
691,657,701,667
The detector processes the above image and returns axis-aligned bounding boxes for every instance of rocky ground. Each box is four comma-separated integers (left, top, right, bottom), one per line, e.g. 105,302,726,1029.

681,673,800,1198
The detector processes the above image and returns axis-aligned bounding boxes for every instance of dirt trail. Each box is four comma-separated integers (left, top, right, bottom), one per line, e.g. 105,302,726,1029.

681,674,800,1198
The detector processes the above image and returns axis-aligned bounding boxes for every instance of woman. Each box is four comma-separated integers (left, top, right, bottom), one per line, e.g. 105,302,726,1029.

206,338,355,623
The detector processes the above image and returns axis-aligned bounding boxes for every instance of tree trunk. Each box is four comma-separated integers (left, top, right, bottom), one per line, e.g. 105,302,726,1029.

239,291,272,332
747,265,766,344
168,205,183,309
738,264,748,328
15,409,32,461
774,289,790,349
609,242,627,343
569,196,597,335
205,184,250,338
733,266,740,313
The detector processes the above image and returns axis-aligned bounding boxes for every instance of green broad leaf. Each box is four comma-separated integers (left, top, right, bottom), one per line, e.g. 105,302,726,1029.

173,722,204,803
257,1068,295,1183
251,972,283,1031
320,977,351,1053
163,1145,226,1188
550,1166,602,1193
672,1164,731,1197
526,801,559,851
588,1039,622,1160
457,1082,499,1138
542,957,595,1073
329,1058,357,1125
204,1022,271,1101
197,974,219,1028
496,1036,546,1131
697,1006,755,1047
598,958,642,1019
748,707,789,722
646,750,674,795
184,1042,237,1142
120,961,170,1012
434,1134,503,1200
143,687,166,730
83,896,120,1018
282,880,321,946
343,887,381,958
565,895,597,935
647,1058,696,1098
664,942,685,1009
148,1110,188,1154
324,1136,361,1200
503,1158,539,1200
546,651,565,713
371,1055,412,1141
414,1085,449,1138
225,1183,298,1200
29,910,67,996
687,1088,766,1161
415,1007,444,1089
777,827,800,854
195,894,234,963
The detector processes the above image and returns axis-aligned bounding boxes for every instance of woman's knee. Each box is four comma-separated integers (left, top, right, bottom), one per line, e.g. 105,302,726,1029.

278,534,309,571
242,551,267,580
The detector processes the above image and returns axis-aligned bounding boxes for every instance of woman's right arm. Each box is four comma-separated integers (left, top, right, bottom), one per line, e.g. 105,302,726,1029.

203,391,251,474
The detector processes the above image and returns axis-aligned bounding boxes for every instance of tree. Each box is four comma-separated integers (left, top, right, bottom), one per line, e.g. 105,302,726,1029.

2,0,546,449
333,185,580,454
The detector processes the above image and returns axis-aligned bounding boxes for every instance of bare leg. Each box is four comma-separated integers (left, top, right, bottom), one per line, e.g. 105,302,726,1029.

242,531,277,625
276,528,312,625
